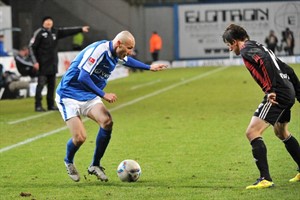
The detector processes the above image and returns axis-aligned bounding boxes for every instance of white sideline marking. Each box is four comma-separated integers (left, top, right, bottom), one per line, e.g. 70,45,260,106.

0,127,68,153
0,67,229,153
8,111,54,125
130,79,161,90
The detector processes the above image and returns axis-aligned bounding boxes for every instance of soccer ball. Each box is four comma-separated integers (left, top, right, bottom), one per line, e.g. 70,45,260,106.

117,159,141,182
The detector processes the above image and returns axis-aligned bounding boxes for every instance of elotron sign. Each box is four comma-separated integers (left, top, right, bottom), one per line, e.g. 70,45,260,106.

176,1,300,59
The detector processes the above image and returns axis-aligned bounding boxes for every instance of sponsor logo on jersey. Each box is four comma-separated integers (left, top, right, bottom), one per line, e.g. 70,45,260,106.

279,73,289,80
94,69,110,79
88,57,96,65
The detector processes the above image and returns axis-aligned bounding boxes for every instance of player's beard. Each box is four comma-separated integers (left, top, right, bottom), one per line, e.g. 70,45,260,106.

234,49,240,56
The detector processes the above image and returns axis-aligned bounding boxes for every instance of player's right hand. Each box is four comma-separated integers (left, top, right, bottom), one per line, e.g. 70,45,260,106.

103,93,117,103
267,92,278,105
150,63,168,71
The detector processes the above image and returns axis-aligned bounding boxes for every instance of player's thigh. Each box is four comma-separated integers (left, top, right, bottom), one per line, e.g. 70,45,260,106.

246,116,269,141
87,103,112,126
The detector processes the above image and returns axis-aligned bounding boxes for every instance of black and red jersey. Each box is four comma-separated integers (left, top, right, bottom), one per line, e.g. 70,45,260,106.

240,40,300,102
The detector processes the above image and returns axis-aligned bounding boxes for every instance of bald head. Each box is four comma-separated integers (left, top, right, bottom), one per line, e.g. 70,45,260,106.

113,31,136,59
113,31,135,46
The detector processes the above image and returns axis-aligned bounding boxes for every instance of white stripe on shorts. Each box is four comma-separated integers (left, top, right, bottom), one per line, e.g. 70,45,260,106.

259,102,272,120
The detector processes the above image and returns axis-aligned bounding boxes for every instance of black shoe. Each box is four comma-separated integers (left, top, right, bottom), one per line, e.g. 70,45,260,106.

35,106,46,112
48,106,59,111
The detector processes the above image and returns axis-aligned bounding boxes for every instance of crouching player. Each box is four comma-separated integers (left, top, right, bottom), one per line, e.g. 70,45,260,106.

56,31,167,182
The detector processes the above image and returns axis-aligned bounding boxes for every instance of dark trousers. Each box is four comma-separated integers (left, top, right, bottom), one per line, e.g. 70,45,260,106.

35,74,56,108
151,51,159,62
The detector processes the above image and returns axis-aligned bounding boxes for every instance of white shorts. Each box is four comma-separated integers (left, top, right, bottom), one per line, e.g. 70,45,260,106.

55,94,103,121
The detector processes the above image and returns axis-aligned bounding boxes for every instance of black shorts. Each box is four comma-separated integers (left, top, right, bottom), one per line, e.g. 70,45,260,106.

254,93,295,125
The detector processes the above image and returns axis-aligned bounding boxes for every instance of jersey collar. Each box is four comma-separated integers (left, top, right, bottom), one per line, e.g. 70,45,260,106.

109,41,116,57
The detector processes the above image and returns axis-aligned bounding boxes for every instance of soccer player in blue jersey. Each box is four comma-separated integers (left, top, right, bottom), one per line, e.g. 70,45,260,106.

56,30,167,182
222,24,300,189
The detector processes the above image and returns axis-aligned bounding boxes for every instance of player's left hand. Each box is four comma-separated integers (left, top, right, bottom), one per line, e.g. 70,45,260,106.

149,64,168,72
267,92,278,105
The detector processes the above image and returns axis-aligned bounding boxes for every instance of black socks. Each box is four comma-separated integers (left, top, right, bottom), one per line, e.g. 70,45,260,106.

249,134,300,181
251,137,272,181
283,135,300,171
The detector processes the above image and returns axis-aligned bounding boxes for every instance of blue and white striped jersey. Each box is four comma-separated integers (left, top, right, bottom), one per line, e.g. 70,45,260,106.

56,40,150,101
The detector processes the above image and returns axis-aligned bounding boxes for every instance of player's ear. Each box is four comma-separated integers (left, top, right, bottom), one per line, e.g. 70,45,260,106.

232,40,238,45
117,40,122,47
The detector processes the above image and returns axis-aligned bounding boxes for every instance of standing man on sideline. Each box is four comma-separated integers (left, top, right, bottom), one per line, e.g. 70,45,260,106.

222,24,300,189
282,28,295,56
264,30,278,53
55,31,167,182
149,31,162,62
29,16,89,112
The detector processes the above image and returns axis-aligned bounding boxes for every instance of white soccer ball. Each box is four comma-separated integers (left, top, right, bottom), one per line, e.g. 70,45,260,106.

117,159,141,182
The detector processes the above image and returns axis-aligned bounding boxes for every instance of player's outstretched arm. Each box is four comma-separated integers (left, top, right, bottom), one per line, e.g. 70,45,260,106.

149,63,168,72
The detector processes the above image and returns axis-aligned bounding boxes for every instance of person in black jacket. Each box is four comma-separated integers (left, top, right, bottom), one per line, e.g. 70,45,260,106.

29,16,89,112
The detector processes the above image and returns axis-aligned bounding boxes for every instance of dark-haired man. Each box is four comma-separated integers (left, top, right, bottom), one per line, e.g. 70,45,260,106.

29,16,89,112
222,24,300,189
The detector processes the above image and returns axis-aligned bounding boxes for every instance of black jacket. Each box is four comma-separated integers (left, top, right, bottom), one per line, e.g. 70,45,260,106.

29,26,83,75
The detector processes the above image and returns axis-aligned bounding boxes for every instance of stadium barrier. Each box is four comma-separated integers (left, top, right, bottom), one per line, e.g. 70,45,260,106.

1,53,299,98
1,52,299,75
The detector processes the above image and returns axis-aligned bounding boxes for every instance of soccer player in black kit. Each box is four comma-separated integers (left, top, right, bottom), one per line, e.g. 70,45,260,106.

222,24,300,189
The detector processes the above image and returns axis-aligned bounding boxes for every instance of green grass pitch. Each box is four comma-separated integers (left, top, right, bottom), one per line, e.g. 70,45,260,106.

0,65,299,199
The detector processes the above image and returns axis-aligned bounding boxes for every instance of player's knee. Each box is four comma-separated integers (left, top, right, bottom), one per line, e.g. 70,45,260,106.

274,131,285,140
102,118,113,130
74,134,86,145
245,130,252,140
95,111,113,129
274,123,290,140
245,129,261,141
274,128,285,140
245,127,254,139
